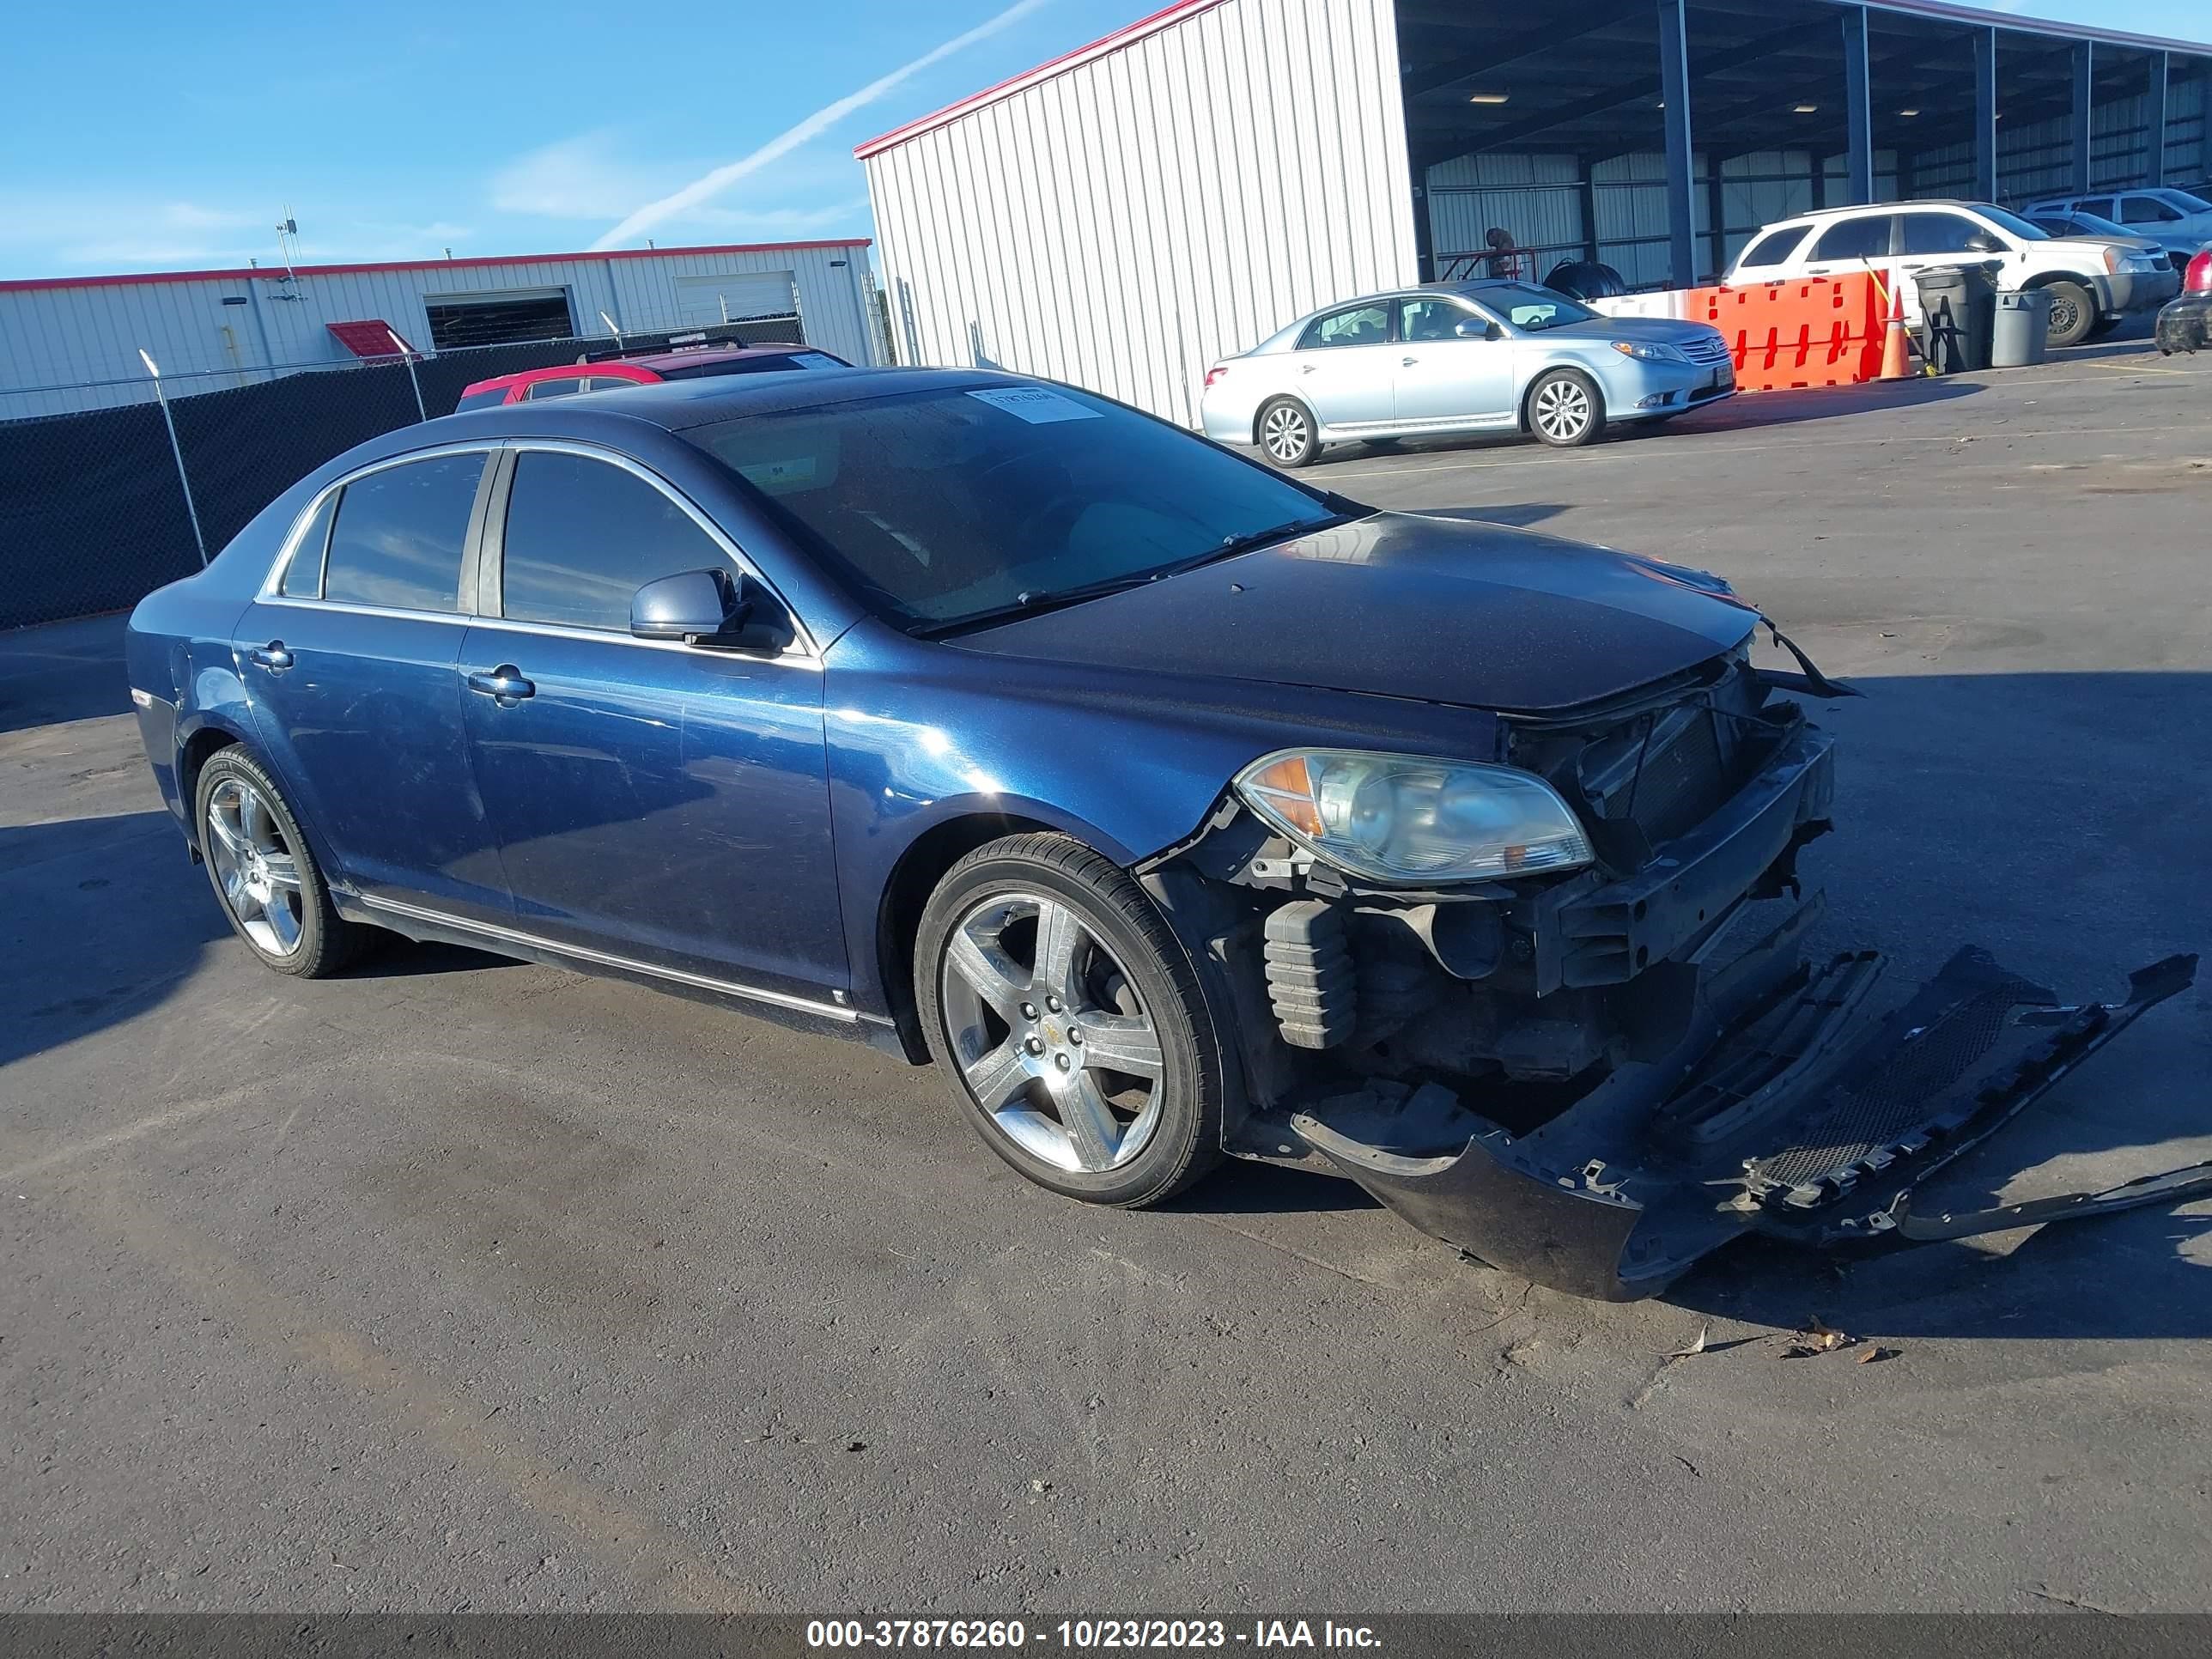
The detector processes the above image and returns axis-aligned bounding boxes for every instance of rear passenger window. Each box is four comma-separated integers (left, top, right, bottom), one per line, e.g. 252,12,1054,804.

453,388,512,410
1811,216,1893,261
279,491,337,598
1297,304,1390,350
1735,226,1807,269
321,453,484,613
523,376,586,400
498,452,732,632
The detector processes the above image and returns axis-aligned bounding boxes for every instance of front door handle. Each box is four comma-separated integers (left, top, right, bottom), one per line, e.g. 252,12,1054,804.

247,641,293,671
1401,356,1418,366
466,665,535,704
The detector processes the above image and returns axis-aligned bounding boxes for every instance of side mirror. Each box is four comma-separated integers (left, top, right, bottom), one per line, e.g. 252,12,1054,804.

1965,232,2002,253
1456,319,1504,340
630,568,793,653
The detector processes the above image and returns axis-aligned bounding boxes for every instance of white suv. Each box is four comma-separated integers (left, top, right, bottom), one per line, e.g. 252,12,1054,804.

1723,200,2178,349
2021,187,2212,271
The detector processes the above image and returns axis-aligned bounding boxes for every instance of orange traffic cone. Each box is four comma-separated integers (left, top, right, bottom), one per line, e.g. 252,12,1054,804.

1879,275,1910,381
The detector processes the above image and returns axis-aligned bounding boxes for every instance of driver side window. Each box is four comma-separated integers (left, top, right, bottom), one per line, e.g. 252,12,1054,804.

498,451,735,632
1297,303,1390,350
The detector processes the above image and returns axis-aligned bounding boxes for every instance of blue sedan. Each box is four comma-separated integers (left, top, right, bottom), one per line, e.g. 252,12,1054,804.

125,369,2198,1299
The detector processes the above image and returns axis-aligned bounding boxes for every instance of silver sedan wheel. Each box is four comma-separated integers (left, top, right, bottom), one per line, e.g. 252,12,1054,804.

1261,403,1311,465
939,892,1166,1174
204,777,306,957
1532,376,1595,443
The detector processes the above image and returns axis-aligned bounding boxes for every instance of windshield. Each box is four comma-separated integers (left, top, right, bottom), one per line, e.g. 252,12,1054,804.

1975,204,2049,241
684,383,1348,631
1480,283,1596,331
2065,211,2134,239
2159,188,2212,214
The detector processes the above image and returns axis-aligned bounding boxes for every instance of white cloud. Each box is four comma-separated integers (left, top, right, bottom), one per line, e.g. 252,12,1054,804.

587,0,1051,250
489,132,678,220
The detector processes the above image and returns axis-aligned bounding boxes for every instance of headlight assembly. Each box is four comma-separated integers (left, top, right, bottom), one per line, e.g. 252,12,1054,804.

1611,340,1687,363
1235,750,1594,883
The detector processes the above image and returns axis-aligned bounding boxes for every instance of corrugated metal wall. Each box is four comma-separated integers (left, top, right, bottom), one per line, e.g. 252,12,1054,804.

0,244,879,420
862,0,1415,428
1909,73,2209,202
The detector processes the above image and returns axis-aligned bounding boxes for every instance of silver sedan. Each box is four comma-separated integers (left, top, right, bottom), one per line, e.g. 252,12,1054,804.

1200,281,1735,465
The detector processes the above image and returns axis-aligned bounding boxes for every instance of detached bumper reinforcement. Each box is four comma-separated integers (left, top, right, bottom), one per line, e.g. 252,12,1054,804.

1291,941,2199,1302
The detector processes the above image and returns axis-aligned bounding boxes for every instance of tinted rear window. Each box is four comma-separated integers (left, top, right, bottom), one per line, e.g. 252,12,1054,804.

1735,226,1807,269
454,387,512,410
322,453,484,613
1811,216,1893,260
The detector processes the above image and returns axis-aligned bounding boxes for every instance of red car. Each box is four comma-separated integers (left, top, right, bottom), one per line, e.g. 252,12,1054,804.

455,342,851,410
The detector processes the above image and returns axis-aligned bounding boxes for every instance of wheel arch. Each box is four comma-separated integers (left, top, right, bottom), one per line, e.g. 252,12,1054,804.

1252,392,1317,447
176,717,254,856
874,810,1067,1063
1520,362,1603,434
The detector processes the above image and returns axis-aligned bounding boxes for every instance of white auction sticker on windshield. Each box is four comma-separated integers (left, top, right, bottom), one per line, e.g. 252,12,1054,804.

966,386,1101,424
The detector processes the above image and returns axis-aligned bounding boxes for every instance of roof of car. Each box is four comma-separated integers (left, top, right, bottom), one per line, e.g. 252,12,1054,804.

616,343,811,370
437,365,1010,434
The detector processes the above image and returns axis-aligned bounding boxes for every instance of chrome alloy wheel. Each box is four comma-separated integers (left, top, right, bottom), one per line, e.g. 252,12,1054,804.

204,776,306,957
1261,403,1311,465
939,892,1166,1174
1532,377,1594,443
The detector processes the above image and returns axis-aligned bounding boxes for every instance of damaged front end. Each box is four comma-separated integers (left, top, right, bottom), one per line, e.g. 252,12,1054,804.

1146,643,2203,1301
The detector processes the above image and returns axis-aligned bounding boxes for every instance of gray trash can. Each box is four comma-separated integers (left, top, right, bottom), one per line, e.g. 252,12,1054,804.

1991,289,2053,368
1917,264,1997,373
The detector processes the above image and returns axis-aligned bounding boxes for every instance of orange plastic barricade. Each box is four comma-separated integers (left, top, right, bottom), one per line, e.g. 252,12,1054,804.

1697,274,1887,392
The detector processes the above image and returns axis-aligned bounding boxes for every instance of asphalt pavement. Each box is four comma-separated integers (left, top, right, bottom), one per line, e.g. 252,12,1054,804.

3,334,2209,1614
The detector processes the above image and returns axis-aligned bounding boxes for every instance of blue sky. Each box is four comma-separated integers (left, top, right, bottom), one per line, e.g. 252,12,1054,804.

1,0,2202,280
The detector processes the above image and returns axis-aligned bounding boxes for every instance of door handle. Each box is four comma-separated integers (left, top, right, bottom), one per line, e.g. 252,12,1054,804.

1401,356,1418,366
466,665,535,703
247,641,293,671
1299,364,1318,374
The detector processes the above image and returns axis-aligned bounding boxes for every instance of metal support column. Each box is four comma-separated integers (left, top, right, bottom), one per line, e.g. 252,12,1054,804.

1972,27,1999,203
2146,52,2170,186
1658,0,1697,288
2070,40,2094,195
1578,156,1602,264
1705,160,1729,277
1842,6,1875,204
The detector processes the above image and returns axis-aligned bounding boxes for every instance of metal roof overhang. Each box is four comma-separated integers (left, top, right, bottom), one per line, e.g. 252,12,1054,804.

1398,0,2212,171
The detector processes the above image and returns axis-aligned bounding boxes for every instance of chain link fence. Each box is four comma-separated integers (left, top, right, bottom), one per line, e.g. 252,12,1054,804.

0,314,807,630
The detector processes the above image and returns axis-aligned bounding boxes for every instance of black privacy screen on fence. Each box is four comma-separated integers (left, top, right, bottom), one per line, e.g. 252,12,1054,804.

0,318,805,629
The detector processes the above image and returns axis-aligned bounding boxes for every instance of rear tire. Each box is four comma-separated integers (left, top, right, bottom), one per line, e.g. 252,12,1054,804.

194,747,368,979
1526,369,1606,447
915,832,1223,1209
1255,397,1322,468
2041,280,2098,349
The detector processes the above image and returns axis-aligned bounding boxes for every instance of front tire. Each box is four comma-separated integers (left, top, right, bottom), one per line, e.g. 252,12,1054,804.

195,747,368,978
2041,280,2097,349
1255,397,1322,467
915,833,1223,1208
1527,369,1606,447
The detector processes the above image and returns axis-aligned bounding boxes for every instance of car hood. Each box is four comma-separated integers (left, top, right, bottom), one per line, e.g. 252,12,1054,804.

951,512,1760,714
1536,315,1719,347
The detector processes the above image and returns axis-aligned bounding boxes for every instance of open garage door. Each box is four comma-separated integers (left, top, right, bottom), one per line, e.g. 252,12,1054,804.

674,271,799,329
422,289,576,349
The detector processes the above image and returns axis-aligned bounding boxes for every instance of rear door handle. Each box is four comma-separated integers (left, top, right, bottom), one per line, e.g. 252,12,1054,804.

466,665,535,704
1401,356,1418,366
247,641,293,671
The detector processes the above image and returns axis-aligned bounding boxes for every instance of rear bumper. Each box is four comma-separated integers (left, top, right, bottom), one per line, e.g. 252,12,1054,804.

1294,920,2200,1301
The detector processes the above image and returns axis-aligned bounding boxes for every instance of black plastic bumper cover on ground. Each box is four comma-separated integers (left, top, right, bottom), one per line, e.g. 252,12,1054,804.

1295,942,2200,1302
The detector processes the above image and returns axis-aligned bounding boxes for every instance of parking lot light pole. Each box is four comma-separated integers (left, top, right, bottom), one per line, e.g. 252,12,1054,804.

139,349,208,567
1658,0,1697,288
